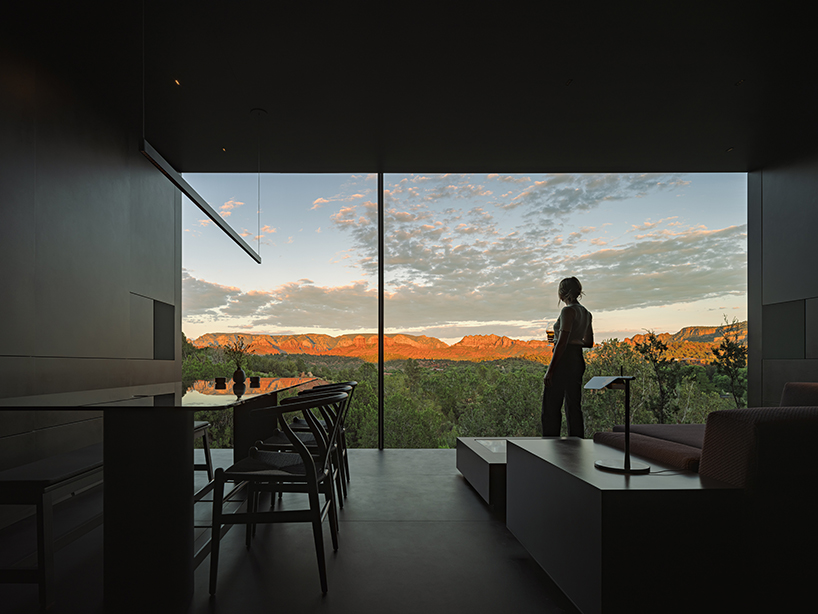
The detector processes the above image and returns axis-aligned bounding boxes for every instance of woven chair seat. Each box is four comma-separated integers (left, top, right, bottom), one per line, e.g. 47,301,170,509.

223,450,307,477
292,416,328,428
263,428,317,447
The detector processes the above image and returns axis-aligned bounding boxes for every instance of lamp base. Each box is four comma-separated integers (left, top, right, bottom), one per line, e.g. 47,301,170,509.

594,459,650,474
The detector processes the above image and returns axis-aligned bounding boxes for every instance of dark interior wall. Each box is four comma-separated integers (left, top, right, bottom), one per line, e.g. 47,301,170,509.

748,153,818,406
0,2,181,477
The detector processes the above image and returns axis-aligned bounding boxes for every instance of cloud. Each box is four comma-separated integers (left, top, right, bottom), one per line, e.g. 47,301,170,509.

250,280,378,330
222,290,273,317
327,172,744,331
486,174,531,184
206,197,247,219
565,224,747,314
311,192,369,210
184,173,744,340
183,221,745,338
182,270,242,316
219,198,244,218
502,174,687,222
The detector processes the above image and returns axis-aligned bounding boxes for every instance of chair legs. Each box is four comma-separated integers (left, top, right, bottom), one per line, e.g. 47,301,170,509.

308,488,329,594
194,421,214,481
209,469,225,597
341,431,351,483
245,483,257,548
212,473,339,595
194,421,215,503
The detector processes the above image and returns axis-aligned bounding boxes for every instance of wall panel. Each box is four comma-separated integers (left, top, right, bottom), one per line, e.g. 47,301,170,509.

761,300,804,359
761,156,818,304
0,1,182,536
747,171,762,407
129,147,177,305
34,100,131,359
0,50,37,359
751,154,818,405
130,293,154,359
805,298,818,359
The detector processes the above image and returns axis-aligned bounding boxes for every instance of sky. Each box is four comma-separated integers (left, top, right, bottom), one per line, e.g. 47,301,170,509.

181,172,747,345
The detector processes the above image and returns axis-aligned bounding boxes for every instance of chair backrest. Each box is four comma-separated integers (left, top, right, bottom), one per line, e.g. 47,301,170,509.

298,382,357,427
278,392,348,478
780,382,818,406
296,385,352,423
301,381,357,405
699,406,818,490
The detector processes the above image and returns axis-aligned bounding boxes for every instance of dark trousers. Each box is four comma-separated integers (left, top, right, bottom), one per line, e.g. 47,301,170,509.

542,345,586,437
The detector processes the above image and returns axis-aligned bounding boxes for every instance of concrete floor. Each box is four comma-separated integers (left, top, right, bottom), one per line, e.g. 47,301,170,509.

1,449,580,614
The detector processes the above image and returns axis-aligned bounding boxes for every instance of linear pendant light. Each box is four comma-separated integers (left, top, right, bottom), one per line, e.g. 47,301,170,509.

140,139,262,264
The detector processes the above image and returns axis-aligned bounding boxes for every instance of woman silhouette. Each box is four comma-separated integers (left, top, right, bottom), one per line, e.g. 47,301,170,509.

542,277,594,437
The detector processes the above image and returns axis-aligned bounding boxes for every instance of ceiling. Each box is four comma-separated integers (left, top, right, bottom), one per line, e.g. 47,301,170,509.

94,2,818,173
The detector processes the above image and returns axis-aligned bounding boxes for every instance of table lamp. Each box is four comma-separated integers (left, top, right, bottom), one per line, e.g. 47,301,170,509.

585,375,649,474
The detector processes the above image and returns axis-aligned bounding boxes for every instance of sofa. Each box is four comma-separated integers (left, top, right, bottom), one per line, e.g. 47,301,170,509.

592,381,818,476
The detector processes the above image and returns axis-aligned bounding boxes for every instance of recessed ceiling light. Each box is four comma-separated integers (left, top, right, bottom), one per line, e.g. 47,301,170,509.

222,148,226,152
174,79,181,86
726,147,734,152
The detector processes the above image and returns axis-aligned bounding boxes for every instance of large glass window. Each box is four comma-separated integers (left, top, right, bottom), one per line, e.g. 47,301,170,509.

379,173,747,445
181,173,378,447
181,171,747,448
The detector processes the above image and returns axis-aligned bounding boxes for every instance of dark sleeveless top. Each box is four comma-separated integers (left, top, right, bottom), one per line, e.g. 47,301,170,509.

553,303,592,345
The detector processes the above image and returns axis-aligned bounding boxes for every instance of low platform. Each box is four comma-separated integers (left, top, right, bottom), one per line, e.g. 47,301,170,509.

506,438,743,614
455,437,543,512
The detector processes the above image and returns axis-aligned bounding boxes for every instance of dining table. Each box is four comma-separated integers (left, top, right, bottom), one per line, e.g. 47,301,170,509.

182,376,317,462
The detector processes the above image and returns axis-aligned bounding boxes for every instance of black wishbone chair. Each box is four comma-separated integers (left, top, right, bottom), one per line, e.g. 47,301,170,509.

293,381,357,488
254,384,353,508
209,391,348,596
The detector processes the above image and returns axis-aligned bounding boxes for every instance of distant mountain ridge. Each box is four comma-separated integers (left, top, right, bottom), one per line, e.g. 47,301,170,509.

191,331,553,362
191,321,746,363
625,321,747,346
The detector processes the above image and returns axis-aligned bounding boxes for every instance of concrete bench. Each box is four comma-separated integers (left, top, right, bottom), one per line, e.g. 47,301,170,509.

0,443,103,612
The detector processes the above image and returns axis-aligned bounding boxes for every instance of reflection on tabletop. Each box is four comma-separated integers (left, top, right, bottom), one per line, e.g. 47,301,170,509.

181,377,317,406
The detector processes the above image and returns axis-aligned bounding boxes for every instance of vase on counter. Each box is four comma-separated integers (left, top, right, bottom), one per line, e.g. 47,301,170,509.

232,368,246,384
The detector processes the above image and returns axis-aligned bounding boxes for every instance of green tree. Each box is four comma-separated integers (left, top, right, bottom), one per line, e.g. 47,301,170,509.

711,317,748,408
403,358,422,389
182,332,198,359
222,337,254,372
384,392,451,448
451,361,542,438
193,408,233,449
671,374,734,423
343,363,379,448
582,339,656,435
634,331,679,423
